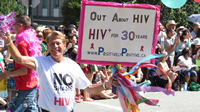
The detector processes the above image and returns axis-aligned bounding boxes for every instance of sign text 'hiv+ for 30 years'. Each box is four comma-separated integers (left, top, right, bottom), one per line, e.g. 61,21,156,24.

88,12,149,41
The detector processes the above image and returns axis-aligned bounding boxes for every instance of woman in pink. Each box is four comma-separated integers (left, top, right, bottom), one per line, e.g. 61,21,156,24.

156,51,178,89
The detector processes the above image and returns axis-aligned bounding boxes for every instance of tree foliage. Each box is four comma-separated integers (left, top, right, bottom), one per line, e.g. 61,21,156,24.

0,0,25,15
61,0,200,28
61,0,81,26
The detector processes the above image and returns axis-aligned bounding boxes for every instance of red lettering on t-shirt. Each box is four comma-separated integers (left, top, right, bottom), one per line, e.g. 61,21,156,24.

54,97,62,106
64,97,70,106
54,97,71,106
61,98,64,106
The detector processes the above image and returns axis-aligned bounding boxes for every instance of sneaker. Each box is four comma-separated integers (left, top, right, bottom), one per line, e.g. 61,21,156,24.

78,94,84,99
75,95,80,100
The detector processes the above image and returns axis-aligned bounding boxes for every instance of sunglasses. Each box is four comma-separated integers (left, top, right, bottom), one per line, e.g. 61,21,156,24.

14,22,22,25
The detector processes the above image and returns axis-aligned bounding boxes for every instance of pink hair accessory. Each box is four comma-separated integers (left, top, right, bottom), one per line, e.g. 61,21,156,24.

0,11,16,32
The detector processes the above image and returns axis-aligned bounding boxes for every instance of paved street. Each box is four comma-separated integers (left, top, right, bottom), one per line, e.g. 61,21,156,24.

1,91,200,112
75,91,200,112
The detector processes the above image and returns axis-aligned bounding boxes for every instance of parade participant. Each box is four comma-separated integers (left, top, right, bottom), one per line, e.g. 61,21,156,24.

0,15,41,112
0,31,113,112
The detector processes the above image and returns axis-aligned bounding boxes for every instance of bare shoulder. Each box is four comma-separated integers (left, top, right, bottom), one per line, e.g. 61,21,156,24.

157,62,163,67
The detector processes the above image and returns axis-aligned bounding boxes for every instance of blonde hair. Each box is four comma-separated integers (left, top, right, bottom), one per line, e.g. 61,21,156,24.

158,51,168,62
46,31,66,44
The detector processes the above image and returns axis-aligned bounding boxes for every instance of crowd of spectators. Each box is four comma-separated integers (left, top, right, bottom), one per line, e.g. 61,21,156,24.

155,20,200,91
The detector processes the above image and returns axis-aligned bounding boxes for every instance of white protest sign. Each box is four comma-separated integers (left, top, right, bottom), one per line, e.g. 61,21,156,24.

77,1,160,66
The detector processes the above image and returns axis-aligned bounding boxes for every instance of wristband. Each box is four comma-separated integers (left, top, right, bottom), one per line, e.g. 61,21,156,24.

6,40,12,46
103,81,108,90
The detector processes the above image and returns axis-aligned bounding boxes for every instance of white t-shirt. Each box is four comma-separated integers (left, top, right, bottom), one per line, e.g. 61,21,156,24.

178,55,193,70
34,56,91,112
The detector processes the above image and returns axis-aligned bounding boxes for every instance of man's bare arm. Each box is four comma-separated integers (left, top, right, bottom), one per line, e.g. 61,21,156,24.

0,31,36,70
0,67,28,81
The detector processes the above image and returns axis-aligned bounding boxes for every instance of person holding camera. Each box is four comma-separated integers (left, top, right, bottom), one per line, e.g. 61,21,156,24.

66,33,78,61
175,28,191,56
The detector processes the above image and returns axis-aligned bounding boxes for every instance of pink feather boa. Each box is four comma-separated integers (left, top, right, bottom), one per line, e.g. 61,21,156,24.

15,28,42,89
15,28,42,57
